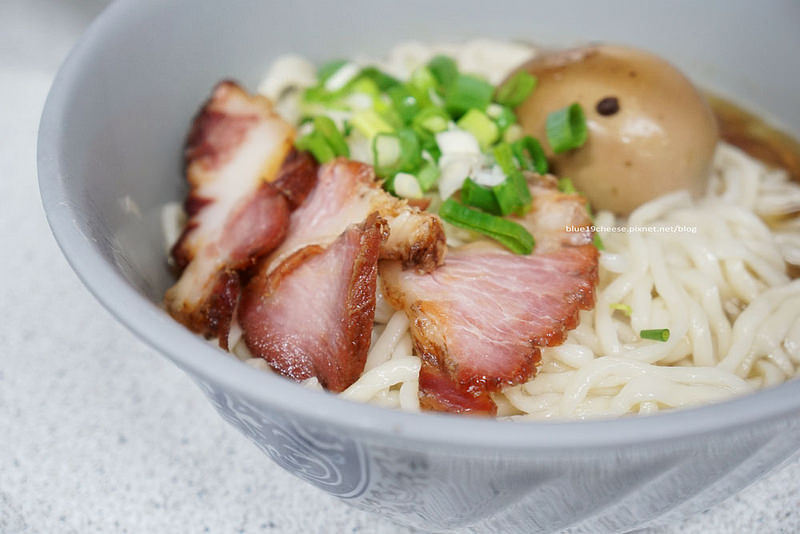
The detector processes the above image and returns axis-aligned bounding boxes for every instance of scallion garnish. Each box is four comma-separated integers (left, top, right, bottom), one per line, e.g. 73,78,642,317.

495,71,537,108
387,86,420,125
393,172,423,199
492,142,517,176
299,54,591,212
640,329,670,342
371,129,421,177
546,103,588,153
445,74,494,118
461,178,501,214
439,198,535,254
347,77,381,98
408,67,438,95
493,143,532,213
508,171,533,215
351,109,393,140
372,133,402,173
412,107,450,134
295,131,336,164
358,66,401,90
593,233,605,251
457,109,499,150
512,136,548,175
427,55,458,90
395,128,423,172
421,140,441,163
416,161,441,192
609,303,632,316
313,116,349,158
302,84,347,106
488,104,517,134
492,179,523,216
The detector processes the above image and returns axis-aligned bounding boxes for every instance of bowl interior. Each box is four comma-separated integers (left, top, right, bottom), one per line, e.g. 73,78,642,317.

38,0,800,448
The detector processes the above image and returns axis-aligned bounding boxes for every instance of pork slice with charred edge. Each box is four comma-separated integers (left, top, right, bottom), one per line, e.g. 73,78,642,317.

164,81,317,347
238,214,389,392
380,174,599,415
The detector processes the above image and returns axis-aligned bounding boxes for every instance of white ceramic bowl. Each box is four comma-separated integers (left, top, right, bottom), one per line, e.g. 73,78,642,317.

38,1,800,532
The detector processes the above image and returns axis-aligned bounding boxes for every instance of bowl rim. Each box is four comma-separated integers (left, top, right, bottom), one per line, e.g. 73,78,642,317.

38,0,800,452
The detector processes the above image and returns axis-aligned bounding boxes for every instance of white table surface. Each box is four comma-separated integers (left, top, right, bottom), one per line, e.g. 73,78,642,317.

2,1,799,532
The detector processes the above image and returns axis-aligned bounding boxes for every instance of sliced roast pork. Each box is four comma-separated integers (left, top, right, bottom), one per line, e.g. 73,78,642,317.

164,81,316,345
238,214,388,392
238,159,447,391
267,159,446,274
380,175,599,415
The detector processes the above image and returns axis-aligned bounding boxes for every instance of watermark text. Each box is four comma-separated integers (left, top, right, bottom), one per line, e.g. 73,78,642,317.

566,224,697,234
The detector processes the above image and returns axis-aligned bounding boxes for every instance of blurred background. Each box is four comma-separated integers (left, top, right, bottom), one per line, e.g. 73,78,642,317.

1,1,798,532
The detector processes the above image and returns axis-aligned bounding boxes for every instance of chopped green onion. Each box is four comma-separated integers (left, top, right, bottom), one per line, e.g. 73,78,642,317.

439,198,535,255
461,178,501,214
609,303,632,316
428,55,458,90
347,77,381,97
492,142,517,175
408,66,437,95
393,172,423,199
457,109,499,150
428,87,445,107
395,128,423,172
492,179,523,215
419,134,441,162
495,71,537,108
377,106,404,130
371,129,421,177
445,74,494,118
413,107,450,134
317,59,348,83
416,161,441,192
301,85,348,107
557,177,577,194
509,171,533,215
404,67,436,108
487,104,517,133
493,143,533,213
342,120,353,137
387,86,420,125
358,66,400,90
372,133,401,172
640,329,670,342
512,136,548,174
593,233,605,251
546,103,588,153
351,109,393,139
313,116,349,157
295,131,336,164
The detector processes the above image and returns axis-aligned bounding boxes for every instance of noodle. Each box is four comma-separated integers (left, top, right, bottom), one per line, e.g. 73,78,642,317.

364,311,409,371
